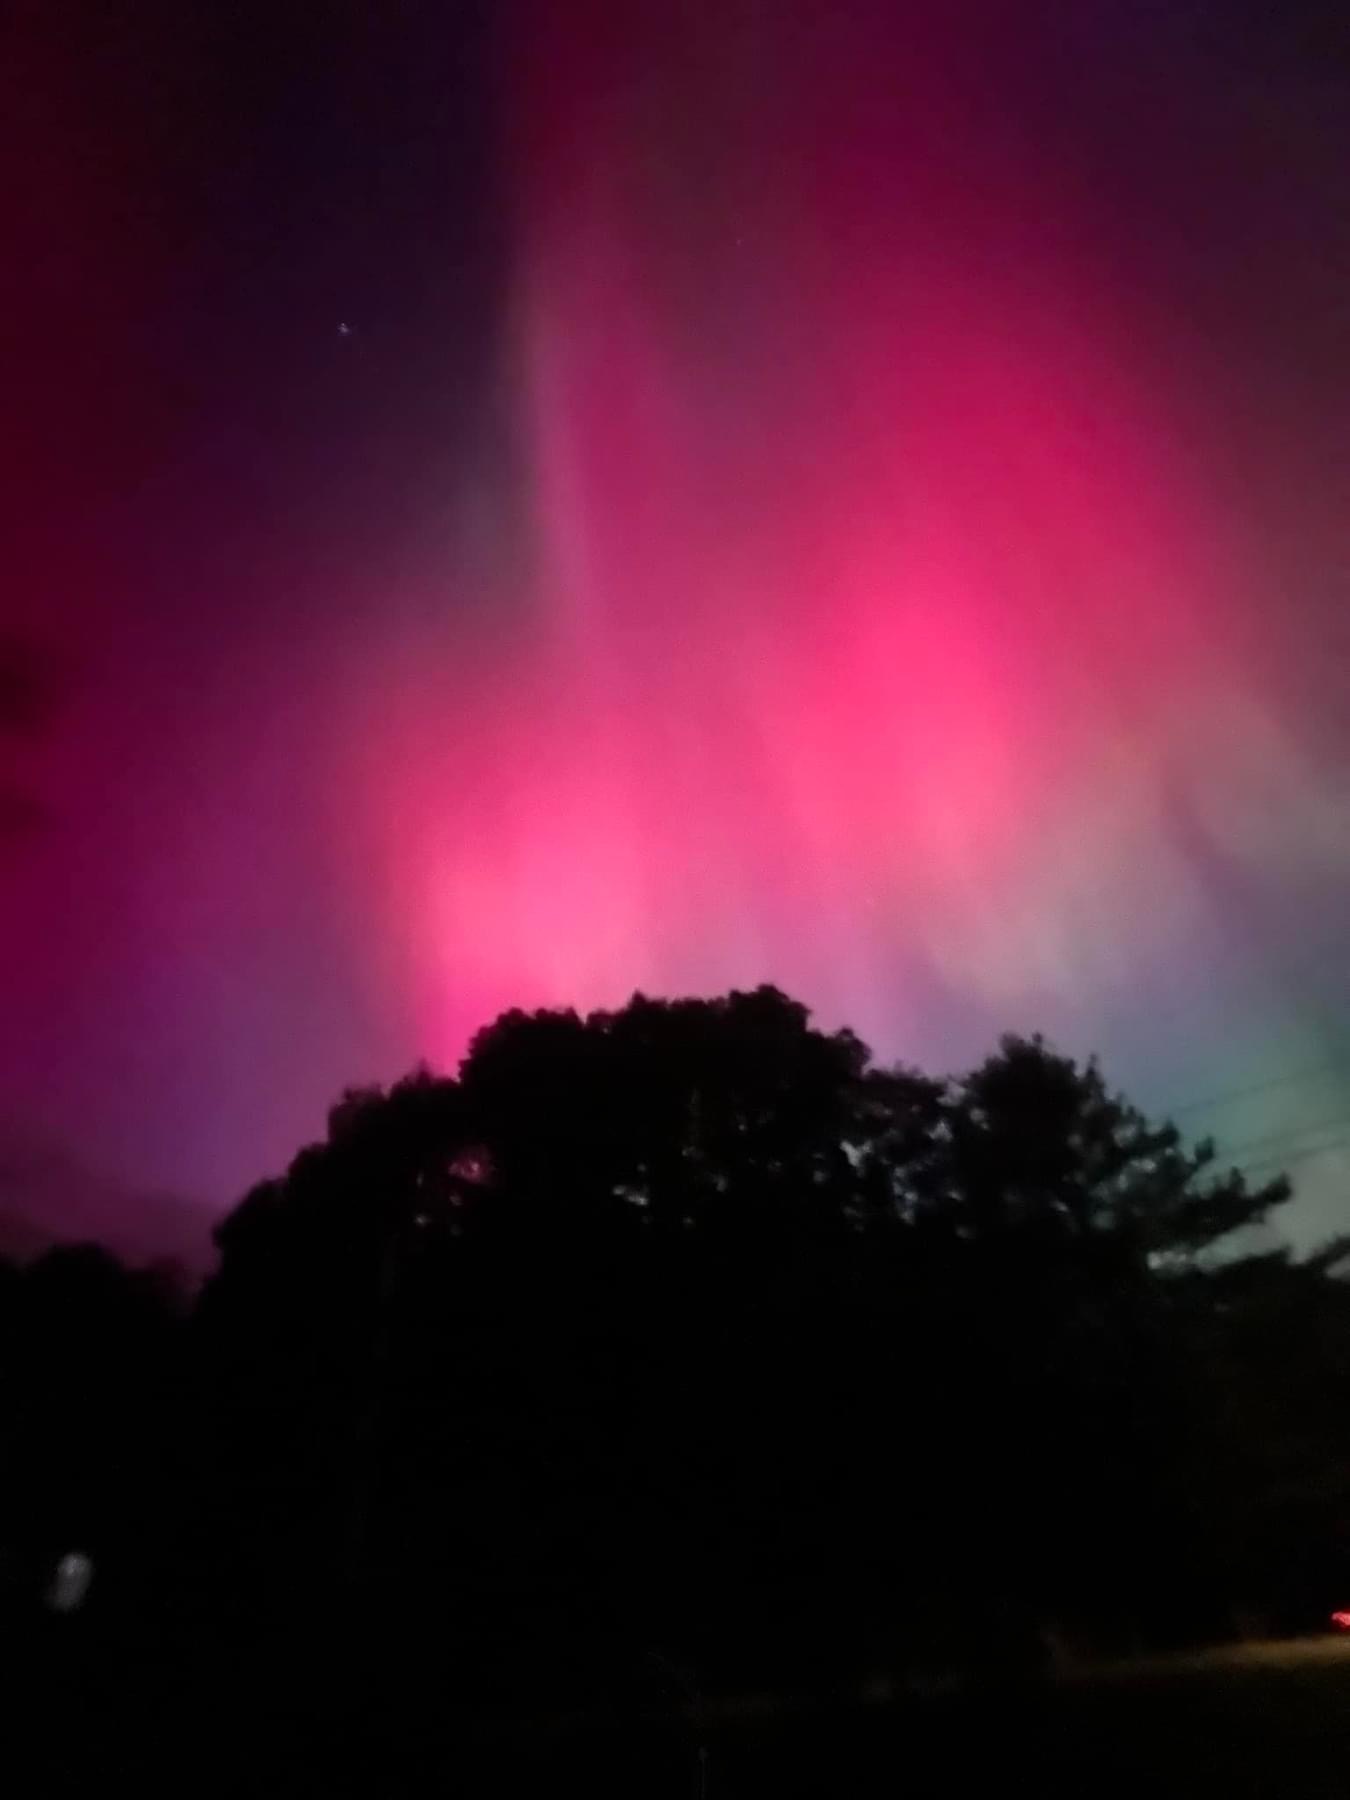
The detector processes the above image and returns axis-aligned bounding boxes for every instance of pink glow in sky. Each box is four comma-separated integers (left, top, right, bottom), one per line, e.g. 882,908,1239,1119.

1,1,1347,1259
364,5,1347,1077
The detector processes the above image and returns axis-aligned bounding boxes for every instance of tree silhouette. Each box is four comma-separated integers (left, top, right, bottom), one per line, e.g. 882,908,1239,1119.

180,987,1336,1707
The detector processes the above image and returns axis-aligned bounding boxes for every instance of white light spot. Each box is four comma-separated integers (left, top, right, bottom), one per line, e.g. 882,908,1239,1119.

47,1550,94,1614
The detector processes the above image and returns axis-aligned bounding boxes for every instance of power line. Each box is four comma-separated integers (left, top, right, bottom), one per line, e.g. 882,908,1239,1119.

1233,1139,1350,1181
1213,1112,1350,1161
1166,1050,1350,1122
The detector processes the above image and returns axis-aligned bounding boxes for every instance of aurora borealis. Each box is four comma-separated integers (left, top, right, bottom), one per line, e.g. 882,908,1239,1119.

1,1,1347,1261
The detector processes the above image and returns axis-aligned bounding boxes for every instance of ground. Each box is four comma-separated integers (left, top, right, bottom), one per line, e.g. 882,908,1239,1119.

14,1628,1350,1795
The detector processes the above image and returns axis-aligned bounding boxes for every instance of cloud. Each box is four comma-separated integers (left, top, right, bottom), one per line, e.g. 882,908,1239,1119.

0,1133,213,1272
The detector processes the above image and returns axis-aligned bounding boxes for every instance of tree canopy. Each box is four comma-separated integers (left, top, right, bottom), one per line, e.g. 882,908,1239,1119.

179,986,1342,1700
2,983,1345,1752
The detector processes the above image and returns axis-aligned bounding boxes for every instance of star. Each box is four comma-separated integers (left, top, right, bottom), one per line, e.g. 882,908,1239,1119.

337,321,353,338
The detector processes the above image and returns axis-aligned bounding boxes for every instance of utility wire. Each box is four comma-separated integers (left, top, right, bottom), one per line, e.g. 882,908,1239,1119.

1212,1112,1350,1161
1233,1139,1350,1180
1166,1049,1350,1122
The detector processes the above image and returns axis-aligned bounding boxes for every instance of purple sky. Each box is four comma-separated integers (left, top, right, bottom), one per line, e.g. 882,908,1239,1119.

1,0,1347,1265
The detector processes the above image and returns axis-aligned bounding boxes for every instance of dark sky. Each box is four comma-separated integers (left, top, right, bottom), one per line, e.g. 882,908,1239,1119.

2,1,1347,1263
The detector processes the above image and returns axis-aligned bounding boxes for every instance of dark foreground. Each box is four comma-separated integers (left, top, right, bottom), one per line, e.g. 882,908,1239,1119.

11,1631,1350,1797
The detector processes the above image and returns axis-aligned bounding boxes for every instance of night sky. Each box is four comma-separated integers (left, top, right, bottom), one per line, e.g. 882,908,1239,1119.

2,1,1347,1263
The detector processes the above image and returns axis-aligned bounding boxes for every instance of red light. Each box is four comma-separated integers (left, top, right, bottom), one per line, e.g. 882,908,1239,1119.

1330,1611,1350,1630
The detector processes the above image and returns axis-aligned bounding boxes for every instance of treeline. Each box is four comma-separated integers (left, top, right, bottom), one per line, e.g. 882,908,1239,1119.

3,987,1350,1712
